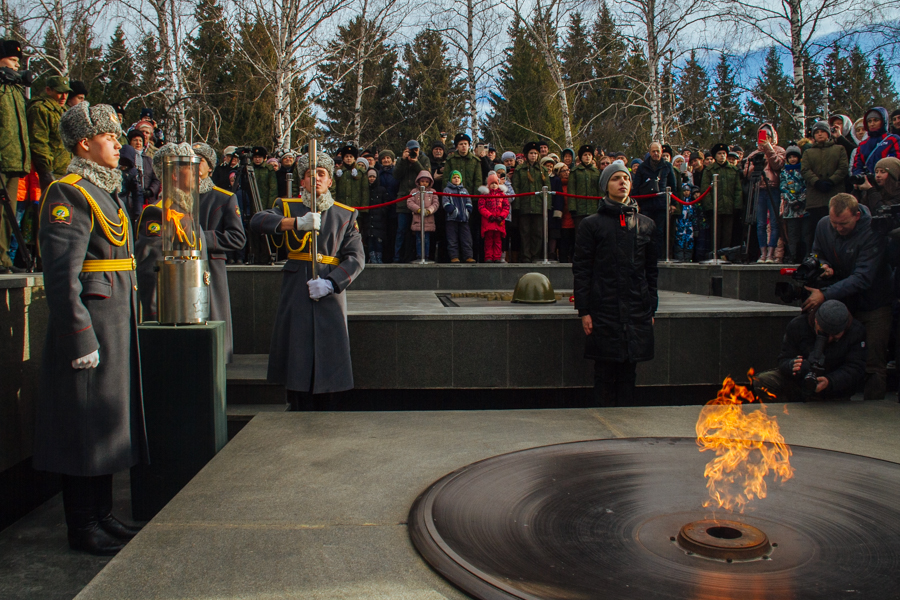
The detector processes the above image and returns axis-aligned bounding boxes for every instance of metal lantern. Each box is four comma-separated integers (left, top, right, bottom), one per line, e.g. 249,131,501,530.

157,155,210,324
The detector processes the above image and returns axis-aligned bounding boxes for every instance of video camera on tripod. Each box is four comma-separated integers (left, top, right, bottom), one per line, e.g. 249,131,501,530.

775,253,825,304
233,147,275,264
870,203,900,236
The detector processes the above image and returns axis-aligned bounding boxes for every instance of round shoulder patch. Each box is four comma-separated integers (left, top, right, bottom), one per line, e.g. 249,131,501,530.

147,221,161,236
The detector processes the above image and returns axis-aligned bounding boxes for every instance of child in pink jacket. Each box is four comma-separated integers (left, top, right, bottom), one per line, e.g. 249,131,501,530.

407,170,439,260
478,171,510,262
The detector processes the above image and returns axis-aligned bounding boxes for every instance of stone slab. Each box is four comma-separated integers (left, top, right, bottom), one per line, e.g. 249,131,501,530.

76,402,900,599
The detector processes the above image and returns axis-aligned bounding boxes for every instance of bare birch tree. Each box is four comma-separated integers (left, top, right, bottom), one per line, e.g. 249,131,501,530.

432,0,505,141
229,0,352,151
14,0,104,76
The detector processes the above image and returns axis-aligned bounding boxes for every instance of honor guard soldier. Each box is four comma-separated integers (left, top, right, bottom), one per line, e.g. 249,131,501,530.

192,141,246,362
33,102,146,555
250,149,365,411
134,142,204,322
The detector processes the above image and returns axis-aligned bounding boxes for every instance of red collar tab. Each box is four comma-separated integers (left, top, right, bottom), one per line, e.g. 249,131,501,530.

619,214,626,227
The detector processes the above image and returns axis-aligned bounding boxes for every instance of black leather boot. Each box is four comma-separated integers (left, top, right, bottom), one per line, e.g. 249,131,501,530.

63,475,126,556
95,474,143,540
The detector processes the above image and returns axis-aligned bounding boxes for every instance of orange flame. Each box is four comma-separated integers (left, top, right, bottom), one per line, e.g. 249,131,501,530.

696,370,794,512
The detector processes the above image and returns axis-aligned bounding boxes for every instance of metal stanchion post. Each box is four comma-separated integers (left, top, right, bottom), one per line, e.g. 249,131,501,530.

712,174,719,265
286,172,293,198
539,186,551,264
664,187,672,263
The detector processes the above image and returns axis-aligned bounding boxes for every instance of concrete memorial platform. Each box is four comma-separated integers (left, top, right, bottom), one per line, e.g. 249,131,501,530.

75,402,900,599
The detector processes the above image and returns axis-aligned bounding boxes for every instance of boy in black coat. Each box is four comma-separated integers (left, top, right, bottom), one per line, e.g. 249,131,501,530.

573,162,658,407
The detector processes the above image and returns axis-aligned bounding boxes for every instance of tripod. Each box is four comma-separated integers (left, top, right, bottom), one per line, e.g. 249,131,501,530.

0,181,33,272
234,157,275,265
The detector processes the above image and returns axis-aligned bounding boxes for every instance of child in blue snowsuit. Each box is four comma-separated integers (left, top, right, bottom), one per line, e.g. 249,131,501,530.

672,183,697,262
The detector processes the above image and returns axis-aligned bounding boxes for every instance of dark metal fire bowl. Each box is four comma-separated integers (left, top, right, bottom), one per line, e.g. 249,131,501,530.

408,438,900,600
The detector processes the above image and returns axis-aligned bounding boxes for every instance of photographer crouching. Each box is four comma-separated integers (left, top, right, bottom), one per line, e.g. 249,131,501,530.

754,300,865,402
803,193,894,399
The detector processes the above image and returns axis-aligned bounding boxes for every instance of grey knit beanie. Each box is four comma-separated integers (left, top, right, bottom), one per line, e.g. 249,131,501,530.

501,151,516,162
152,142,195,175
815,300,850,336
599,160,630,196
58,102,124,152
191,142,217,170
811,120,830,136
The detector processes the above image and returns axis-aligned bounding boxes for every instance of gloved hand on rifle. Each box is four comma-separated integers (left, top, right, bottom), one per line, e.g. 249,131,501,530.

72,350,100,370
295,212,321,231
308,277,333,300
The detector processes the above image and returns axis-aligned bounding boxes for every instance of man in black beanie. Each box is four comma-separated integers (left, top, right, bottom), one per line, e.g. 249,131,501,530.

754,299,866,402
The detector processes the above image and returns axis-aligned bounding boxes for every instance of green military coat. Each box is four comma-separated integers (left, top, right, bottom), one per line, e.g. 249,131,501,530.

27,94,69,177
334,164,369,208
443,151,480,196
699,160,743,214
511,161,549,214
568,162,600,216
0,82,30,175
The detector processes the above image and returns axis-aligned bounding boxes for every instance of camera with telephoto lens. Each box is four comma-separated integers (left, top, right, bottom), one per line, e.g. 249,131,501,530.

408,147,418,159
848,173,870,186
870,203,900,236
775,253,825,304
0,67,33,87
801,334,827,393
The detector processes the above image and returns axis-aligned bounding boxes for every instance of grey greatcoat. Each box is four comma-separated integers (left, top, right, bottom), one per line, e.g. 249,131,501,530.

250,198,365,393
134,187,242,361
200,186,246,362
33,174,148,476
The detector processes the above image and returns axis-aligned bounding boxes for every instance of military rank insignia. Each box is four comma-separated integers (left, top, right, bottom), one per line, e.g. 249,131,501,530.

147,221,161,236
49,202,73,225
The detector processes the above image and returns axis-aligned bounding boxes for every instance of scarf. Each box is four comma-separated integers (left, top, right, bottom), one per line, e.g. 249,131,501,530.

67,156,123,194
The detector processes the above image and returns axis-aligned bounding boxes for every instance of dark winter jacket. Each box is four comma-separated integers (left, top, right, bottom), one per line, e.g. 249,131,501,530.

394,154,431,213
852,107,900,177
801,139,849,209
430,143,447,188
212,163,236,191
118,145,144,219
830,115,857,161
573,197,659,363
366,182,389,239
633,156,678,211
776,313,866,397
700,160,743,213
378,165,399,201
568,162,600,216
477,185,510,236
550,176,567,230
811,204,894,313
136,150,160,203
442,182,471,222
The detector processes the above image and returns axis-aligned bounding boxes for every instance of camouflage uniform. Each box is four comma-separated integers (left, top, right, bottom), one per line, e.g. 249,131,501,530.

0,72,30,267
27,93,70,184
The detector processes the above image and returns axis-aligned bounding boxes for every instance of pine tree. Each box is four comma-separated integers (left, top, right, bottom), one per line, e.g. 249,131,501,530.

397,29,466,147
560,12,592,146
674,50,712,149
803,50,827,124
228,19,278,148
870,53,899,110
68,21,103,95
99,25,138,119
745,47,794,142
585,2,632,153
134,35,166,128
712,53,742,143
484,18,562,151
185,0,235,145
824,42,850,116
842,45,872,117
317,16,402,150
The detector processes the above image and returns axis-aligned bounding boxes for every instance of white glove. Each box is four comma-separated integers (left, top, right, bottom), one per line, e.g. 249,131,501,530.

72,350,100,370
308,277,334,300
552,210,563,219
295,212,321,231
335,169,343,178
351,168,358,177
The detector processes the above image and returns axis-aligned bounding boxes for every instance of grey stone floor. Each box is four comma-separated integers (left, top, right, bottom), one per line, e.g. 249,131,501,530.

345,289,799,319
49,398,900,600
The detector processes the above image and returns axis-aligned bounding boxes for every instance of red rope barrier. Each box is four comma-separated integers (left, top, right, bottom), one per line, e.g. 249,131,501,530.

355,194,413,210
670,185,712,206
435,191,539,198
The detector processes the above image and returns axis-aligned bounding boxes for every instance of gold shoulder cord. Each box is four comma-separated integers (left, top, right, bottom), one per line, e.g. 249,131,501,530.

282,200,311,252
63,176,129,247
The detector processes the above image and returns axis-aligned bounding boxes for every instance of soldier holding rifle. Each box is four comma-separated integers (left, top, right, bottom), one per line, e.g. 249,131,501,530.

249,148,365,411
